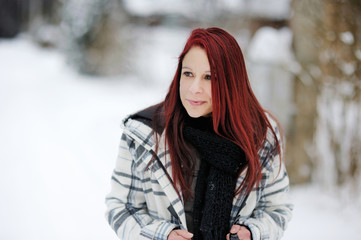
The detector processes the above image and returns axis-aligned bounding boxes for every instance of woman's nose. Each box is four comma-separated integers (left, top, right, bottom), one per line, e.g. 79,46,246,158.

189,78,203,94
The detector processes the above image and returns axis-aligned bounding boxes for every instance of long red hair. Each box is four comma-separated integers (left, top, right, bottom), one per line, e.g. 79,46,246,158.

155,27,280,201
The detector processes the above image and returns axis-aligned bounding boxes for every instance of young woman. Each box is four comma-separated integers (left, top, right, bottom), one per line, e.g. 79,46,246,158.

105,27,293,240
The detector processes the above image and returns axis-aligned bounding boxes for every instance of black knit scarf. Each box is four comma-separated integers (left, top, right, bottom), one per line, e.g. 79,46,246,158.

182,116,247,240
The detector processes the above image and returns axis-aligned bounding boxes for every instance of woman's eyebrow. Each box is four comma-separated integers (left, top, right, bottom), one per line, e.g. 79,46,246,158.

182,66,192,70
182,66,211,73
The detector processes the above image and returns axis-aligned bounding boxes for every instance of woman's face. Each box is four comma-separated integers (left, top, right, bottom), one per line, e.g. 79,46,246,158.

179,46,212,118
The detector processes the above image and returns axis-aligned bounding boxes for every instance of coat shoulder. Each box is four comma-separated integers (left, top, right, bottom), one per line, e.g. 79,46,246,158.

124,103,165,134
121,103,165,150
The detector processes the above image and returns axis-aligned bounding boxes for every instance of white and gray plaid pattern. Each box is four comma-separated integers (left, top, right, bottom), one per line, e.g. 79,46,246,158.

105,115,293,240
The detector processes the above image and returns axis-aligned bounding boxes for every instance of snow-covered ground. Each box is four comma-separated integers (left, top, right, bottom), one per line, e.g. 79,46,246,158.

1,36,360,240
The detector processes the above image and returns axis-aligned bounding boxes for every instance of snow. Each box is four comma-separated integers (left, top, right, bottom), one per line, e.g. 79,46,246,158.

1,35,361,240
340,61,357,75
284,185,361,239
339,31,354,45
0,36,164,240
247,27,294,64
314,82,361,193
124,0,292,20
123,0,193,18
246,27,296,132
132,26,190,85
355,49,361,60
237,0,291,19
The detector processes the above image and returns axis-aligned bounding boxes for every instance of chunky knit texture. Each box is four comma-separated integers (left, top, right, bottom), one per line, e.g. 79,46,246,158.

183,117,247,240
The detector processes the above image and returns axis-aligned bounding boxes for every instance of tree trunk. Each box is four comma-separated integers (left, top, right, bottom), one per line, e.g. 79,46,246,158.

287,0,321,184
289,0,361,190
314,0,361,190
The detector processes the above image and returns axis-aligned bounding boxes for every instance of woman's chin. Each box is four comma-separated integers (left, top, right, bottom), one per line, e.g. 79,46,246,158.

186,110,211,118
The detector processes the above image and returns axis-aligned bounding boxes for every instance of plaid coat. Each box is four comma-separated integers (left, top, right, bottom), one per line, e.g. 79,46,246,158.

105,115,293,240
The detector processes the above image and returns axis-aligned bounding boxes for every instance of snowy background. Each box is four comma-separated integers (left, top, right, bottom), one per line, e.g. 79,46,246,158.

1,0,361,239
1,31,360,240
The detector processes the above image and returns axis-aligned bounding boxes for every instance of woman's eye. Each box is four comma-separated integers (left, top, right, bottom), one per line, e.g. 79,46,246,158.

205,74,211,80
183,72,193,77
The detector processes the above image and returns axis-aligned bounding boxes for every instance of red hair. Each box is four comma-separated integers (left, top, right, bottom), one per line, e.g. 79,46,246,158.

155,27,280,200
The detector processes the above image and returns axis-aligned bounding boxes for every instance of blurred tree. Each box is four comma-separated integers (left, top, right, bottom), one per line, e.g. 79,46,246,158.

290,0,361,189
0,0,59,38
0,0,27,37
287,0,320,184
62,0,133,75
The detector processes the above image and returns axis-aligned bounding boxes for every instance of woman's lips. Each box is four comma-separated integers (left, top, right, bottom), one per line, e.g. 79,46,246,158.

187,99,205,106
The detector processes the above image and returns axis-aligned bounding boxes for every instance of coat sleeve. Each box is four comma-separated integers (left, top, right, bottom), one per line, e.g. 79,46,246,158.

238,159,293,240
236,128,293,240
105,132,179,240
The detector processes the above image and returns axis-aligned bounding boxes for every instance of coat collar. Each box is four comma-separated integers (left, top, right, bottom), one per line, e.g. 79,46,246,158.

122,117,187,228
